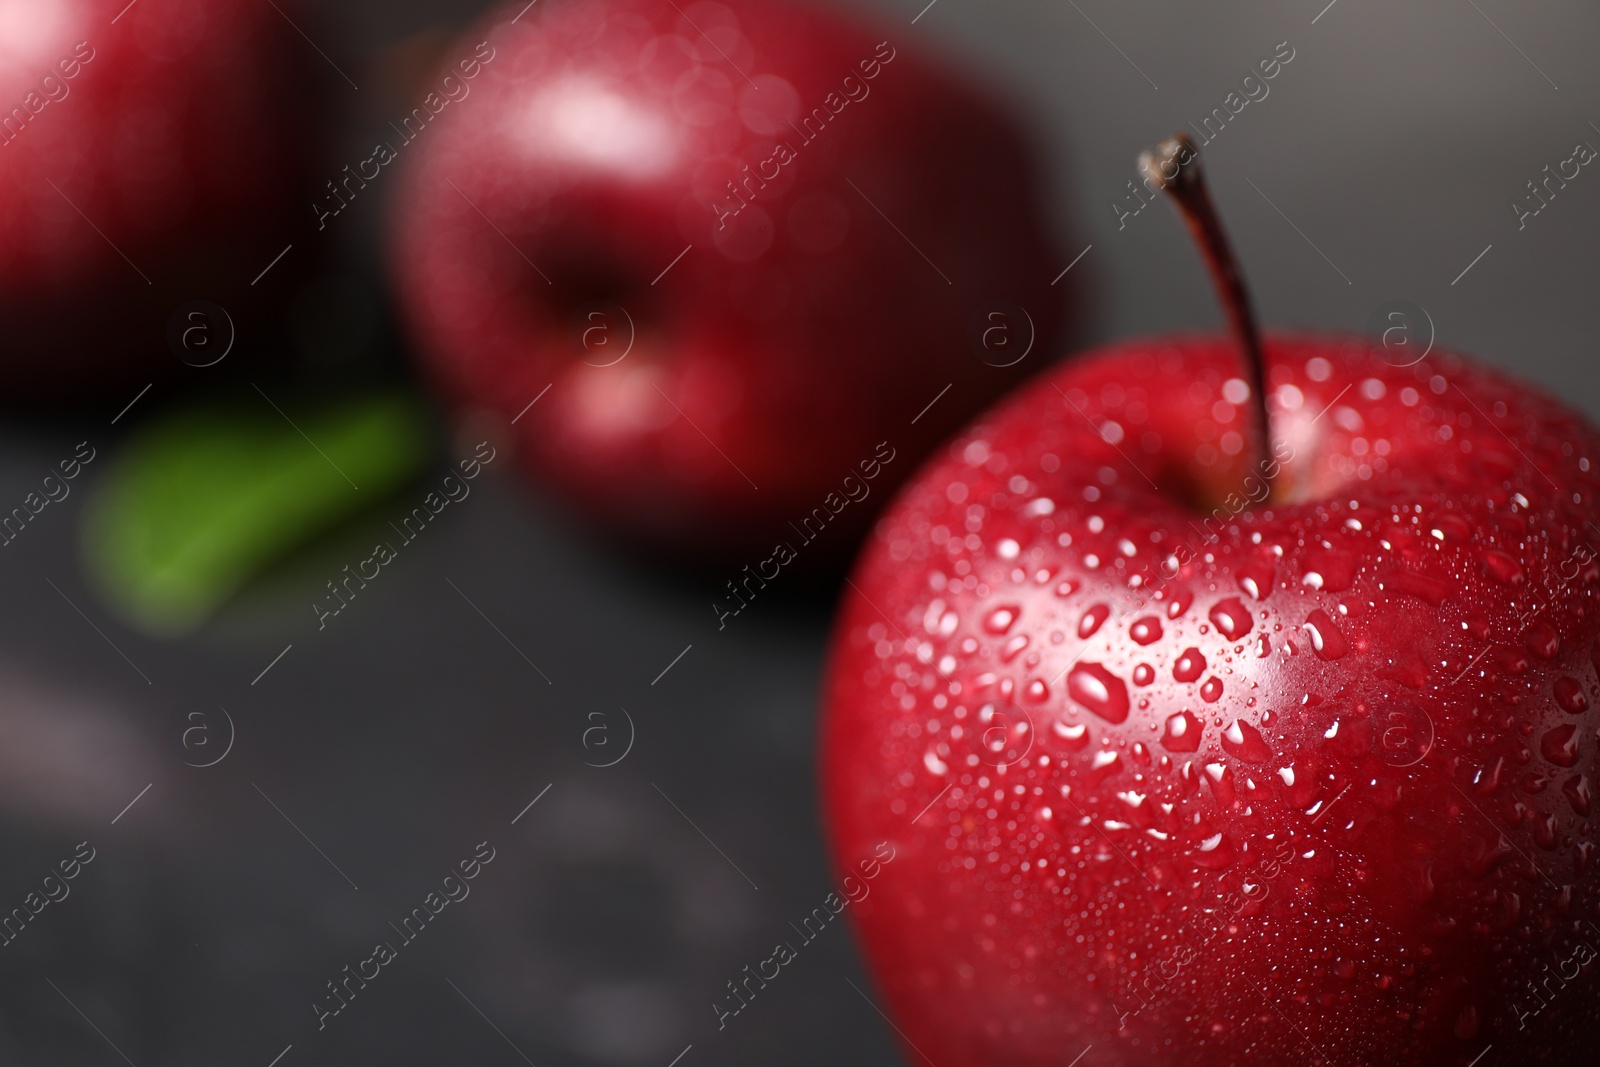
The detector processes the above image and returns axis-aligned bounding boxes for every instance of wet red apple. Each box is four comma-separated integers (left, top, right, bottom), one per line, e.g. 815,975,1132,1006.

822,134,1600,1065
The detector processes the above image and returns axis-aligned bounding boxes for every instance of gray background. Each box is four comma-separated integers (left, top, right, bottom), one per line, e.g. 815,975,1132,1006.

1,0,1597,1064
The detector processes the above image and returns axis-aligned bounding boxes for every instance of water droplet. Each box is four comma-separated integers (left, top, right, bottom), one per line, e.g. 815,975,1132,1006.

1078,603,1110,639
1482,550,1524,586
1174,647,1206,683
1542,723,1581,768
1200,677,1224,703
1474,756,1505,795
1301,550,1357,592
1237,560,1275,601
984,604,1021,634
1205,762,1236,806
1555,676,1588,713
1526,622,1560,660
1086,749,1122,784
1563,773,1591,816
1409,861,1436,904
1166,588,1193,620
1001,634,1031,663
1209,597,1253,641
1278,760,1319,809
1389,571,1452,605
1023,678,1049,703
924,601,960,636
924,749,948,775
1163,710,1203,753
1132,663,1155,686
1067,663,1130,724
1431,513,1472,542
1192,831,1236,869
1221,720,1273,763
1052,720,1090,750
1302,609,1349,660
1129,616,1163,645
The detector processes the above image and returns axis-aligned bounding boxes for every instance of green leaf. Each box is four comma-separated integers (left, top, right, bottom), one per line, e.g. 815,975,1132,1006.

81,389,433,637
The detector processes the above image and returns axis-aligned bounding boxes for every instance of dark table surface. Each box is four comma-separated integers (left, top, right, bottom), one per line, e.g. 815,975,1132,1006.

2,0,1597,1063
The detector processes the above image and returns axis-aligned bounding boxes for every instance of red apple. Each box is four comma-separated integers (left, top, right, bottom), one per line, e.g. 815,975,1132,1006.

0,0,320,396
389,0,1070,553
822,134,1600,1065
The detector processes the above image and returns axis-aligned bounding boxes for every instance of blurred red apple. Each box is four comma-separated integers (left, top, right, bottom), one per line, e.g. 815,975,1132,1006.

0,0,320,397
390,0,1071,554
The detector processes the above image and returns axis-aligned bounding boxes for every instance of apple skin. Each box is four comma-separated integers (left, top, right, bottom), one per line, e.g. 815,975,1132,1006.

389,0,1069,554
822,333,1600,1065
0,0,319,396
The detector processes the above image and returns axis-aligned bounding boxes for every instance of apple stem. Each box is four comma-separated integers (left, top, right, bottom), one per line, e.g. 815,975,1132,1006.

1139,132,1273,493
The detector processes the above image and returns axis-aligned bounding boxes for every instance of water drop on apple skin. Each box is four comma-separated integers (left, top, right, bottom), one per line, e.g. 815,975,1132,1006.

1205,761,1236,806
1129,615,1163,645
1407,861,1436,905
1430,512,1472,541
1542,723,1582,768
1302,609,1349,660
1199,676,1224,703
1301,548,1358,592
1236,559,1275,600
1191,831,1236,869
1533,812,1561,850
1500,647,1531,676
1052,720,1090,750
1174,647,1206,683
1526,622,1561,659
1482,549,1525,585
1078,603,1110,638
1066,663,1129,724
1209,597,1253,641
984,604,1020,634
1555,676,1589,713
1278,760,1319,809
1564,773,1592,816
1162,710,1204,753
1132,663,1155,686
1221,720,1273,763
1084,749,1121,785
